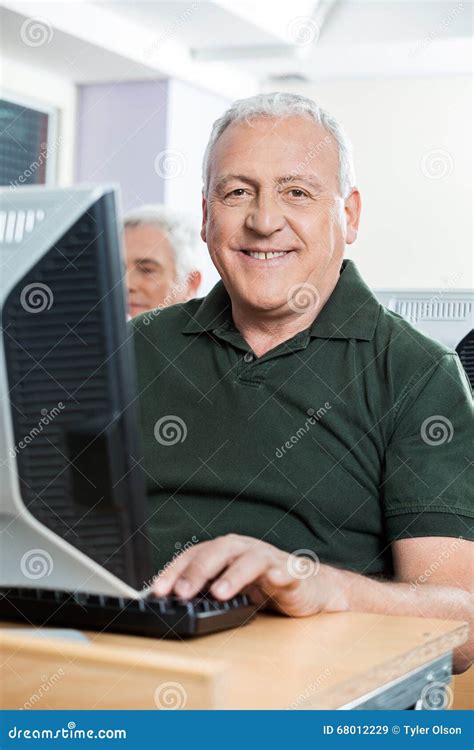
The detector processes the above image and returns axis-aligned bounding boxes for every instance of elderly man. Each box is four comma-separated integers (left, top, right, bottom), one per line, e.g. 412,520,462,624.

131,93,473,673
124,204,201,317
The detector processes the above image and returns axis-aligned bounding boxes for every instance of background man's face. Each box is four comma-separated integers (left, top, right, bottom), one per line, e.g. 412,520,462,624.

124,224,189,317
201,115,354,315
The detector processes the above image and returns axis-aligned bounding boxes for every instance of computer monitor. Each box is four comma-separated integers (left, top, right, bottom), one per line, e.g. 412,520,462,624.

0,184,154,598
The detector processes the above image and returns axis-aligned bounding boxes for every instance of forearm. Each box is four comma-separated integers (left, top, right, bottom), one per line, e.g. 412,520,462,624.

321,565,473,674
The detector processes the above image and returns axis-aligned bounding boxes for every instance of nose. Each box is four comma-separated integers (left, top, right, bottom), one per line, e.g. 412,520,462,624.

125,266,138,295
245,190,286,236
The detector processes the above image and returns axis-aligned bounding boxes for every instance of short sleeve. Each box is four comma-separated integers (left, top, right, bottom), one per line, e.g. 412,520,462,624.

381,353,474,542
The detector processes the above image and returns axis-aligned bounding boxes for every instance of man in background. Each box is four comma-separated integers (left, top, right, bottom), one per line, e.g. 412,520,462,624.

124,205,202,317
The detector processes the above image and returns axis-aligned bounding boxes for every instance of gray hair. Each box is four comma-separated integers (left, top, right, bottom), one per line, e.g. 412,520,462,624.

202,92,355,198
123,204,200,285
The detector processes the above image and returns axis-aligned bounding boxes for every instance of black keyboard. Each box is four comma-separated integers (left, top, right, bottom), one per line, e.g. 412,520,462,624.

0,586,257,638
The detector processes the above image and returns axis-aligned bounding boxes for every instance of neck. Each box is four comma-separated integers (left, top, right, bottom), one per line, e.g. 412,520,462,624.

232,269,341,358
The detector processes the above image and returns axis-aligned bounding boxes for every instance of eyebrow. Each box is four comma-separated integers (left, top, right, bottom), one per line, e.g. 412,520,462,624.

214,173,324,192
135,258,163,267
278,174,324,191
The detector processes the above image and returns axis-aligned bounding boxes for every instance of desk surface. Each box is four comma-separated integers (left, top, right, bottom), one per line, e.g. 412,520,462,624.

0,612,467,709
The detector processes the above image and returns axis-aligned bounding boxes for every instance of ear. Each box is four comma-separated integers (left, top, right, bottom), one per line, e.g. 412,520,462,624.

344,188,361,245
185,270,202,300
201,193,208,244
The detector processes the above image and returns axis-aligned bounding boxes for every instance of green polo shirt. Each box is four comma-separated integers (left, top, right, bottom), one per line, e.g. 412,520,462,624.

131,260,473,578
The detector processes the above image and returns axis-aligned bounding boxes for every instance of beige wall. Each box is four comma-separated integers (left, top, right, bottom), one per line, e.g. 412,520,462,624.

268,76,472,290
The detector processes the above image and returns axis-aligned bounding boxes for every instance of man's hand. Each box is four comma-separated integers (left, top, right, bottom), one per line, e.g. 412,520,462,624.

151,534,346,617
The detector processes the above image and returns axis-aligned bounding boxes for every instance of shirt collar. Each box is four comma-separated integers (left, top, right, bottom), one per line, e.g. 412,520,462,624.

182,259,380,341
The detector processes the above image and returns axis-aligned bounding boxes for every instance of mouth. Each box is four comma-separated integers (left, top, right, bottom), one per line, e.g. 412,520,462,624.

238,249,294,261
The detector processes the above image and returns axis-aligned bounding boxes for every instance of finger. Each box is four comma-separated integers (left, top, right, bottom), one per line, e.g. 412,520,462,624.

173,534,249,598
209,548,276,599
150,546,199,596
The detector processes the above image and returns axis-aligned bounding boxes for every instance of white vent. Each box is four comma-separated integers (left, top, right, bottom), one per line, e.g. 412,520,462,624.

0,208,45,244
391,299,472,323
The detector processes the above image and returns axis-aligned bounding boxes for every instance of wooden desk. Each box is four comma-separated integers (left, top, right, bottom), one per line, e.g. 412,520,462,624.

0,612,467,710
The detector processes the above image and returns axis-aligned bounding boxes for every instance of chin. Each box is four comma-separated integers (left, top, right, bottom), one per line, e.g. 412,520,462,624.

242,291,285,312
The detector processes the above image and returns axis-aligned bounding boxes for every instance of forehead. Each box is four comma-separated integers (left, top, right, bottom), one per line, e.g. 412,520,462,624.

211,115,339,186
124,223,174,261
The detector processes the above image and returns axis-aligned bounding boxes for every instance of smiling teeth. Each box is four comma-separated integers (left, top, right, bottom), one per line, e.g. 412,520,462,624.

245,251,288,259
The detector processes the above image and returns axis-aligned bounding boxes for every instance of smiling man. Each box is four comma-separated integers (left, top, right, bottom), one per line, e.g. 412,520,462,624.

131,93,473,673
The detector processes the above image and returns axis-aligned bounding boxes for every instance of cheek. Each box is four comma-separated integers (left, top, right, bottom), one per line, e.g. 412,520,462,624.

208,206,244,249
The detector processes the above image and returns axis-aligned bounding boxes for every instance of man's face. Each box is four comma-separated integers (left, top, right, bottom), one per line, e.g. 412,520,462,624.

201,115,359,316
124,224,188,317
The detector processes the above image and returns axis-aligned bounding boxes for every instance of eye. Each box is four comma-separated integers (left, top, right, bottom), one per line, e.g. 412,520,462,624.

287,188,309,198
225,188,248,198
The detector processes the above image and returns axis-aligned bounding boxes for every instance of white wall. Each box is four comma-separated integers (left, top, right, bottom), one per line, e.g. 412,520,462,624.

164,79,230,295
2,56,77,186
272,76,472,290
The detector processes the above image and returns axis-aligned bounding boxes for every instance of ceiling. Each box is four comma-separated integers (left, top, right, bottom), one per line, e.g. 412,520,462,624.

1,0,472,97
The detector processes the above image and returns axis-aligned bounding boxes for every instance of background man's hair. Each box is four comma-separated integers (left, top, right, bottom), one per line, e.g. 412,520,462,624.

123,204,201,285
